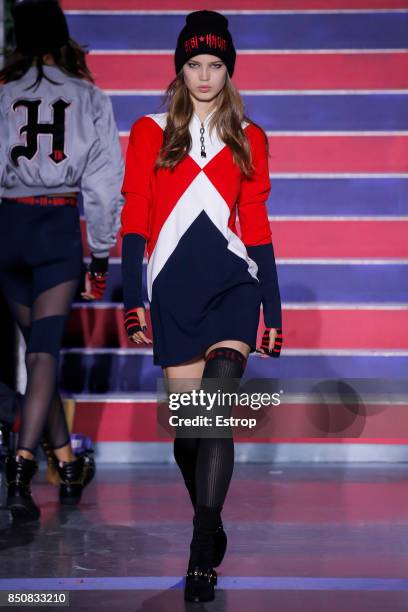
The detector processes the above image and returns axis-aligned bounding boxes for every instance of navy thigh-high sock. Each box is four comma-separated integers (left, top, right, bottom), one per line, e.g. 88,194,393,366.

173,346,247,511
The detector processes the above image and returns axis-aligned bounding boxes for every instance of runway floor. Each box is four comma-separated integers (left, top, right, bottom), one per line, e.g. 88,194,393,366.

1,462,408,611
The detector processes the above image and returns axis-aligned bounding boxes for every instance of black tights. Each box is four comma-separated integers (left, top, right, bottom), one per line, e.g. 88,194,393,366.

173,346,247,511
4,280,78,455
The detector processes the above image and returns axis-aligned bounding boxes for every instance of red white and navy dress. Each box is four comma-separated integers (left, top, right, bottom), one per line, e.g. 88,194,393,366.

120,108,282,367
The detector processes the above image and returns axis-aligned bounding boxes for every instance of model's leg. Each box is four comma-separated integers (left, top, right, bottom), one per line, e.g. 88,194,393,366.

186,341,249,567
182,341,250,602
173,436,199,508
2,279,77,520
165,341,249,513
5,295,75,462
43,391,75,460
195,342,249,508
16,279,78,457
164,356,206,509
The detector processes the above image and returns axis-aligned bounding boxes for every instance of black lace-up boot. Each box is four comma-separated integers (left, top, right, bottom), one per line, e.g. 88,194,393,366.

5,454,41,521
56,450,95,505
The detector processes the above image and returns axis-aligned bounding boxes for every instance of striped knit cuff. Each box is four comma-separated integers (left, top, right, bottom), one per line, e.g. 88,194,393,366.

260,327,283,358
124,307,147,338
86,270,108,300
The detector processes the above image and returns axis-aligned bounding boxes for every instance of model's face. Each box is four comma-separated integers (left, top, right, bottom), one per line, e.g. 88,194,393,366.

182,54,227,104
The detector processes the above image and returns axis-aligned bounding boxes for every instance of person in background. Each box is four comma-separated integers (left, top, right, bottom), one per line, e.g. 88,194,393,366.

0,0,124,521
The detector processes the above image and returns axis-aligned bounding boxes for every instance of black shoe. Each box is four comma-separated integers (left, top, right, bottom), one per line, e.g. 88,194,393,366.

5,455,41,521
184,566,217,602
213,523,227,567
56,450,95,505
184,505,221,602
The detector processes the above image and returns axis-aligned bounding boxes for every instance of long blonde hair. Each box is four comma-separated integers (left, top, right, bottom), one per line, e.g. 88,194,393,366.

154,71,269,178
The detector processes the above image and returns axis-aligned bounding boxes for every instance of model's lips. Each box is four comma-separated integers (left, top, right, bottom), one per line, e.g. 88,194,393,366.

199,87,211,91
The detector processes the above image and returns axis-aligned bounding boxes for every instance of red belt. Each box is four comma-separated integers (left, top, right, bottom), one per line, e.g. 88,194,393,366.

7,195,78,207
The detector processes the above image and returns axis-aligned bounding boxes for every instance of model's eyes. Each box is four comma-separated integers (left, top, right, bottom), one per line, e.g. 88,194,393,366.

188,63,223,69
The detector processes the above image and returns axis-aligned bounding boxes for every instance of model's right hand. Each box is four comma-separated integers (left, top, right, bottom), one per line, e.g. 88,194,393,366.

124,307,153,345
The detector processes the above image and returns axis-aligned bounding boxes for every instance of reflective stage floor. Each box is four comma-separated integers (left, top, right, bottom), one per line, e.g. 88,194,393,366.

1,463,408,611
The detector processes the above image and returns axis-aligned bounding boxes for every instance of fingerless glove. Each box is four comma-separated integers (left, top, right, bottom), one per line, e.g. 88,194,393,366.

124,308,147,337
260,327,283,358
87,254,109,299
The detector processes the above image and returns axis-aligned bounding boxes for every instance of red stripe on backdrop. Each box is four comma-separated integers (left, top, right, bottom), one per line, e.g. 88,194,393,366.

66,307,408,349
62,0,408,11
81,220,408,258
268,220,408,258
119,135,408,173
72,400,408,443
90,53,408,91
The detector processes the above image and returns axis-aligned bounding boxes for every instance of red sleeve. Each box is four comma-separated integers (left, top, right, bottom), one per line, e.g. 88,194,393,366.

120,116,157,240
237,123,272,247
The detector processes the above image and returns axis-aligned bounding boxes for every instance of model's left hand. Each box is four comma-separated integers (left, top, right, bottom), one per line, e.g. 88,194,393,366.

81,271,108,301
256,327,283,358
81,255,109,301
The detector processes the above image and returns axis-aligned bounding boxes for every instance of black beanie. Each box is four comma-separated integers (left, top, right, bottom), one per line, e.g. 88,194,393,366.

174,10,236,77
12,0,70,56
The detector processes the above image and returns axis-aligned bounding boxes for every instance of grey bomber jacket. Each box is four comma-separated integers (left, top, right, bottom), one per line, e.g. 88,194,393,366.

0,64,124,257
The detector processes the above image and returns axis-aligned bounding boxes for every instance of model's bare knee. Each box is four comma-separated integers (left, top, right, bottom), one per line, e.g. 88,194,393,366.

205,340,250,360
163,354,207,394
25,351,55,370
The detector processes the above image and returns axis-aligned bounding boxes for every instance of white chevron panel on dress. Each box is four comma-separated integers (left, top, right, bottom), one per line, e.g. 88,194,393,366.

146,173,206,301
199,172,259,281
147,165,259,301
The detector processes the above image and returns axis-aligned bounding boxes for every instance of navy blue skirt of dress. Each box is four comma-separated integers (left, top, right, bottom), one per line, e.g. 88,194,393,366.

149,210,262,367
